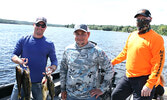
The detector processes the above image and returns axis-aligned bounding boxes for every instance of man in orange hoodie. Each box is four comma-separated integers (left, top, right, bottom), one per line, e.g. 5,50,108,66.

111,9,165,100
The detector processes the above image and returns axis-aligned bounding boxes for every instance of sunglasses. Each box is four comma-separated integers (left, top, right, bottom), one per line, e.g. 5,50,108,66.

36,23,46,28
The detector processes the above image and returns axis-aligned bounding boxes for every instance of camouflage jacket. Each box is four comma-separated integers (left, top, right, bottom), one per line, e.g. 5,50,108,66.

60,41,114,99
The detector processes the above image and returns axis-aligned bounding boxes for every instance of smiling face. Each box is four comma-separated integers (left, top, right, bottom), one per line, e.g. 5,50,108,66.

33,21,47,38
74,30,90,47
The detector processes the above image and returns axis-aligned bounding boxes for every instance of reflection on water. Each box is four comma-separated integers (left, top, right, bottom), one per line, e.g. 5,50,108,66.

0,24,167,87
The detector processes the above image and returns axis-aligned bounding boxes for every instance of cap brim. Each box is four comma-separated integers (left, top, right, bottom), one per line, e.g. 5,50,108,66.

35,20,46,24
74,29,87,32
134,13,148,18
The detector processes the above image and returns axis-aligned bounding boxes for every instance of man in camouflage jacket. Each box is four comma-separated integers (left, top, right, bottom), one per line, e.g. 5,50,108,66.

60,24,114,100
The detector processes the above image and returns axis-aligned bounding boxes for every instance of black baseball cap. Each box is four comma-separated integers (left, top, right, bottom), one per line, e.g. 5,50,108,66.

74,24,89,32
134,9,151,18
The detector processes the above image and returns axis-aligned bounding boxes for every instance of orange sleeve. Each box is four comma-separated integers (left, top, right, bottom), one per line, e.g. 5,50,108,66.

155,75,164,87
145,35,165,89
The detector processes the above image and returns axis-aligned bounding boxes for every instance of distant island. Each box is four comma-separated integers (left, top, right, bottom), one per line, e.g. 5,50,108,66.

0,18,65,27
0,18,167,35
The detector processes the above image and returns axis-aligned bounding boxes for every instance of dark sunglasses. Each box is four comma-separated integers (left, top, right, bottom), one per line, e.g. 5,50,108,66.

36,23,46,28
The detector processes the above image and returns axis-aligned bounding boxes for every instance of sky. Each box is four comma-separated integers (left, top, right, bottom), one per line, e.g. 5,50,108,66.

0,0,167,26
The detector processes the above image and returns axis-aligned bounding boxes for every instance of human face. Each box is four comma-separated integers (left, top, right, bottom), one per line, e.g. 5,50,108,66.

33,21,47,38
74,30,90,47
136,15,152,33
136,15,152,23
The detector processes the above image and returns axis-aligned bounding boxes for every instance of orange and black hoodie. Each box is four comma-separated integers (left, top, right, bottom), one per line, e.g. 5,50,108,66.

111,29,165,89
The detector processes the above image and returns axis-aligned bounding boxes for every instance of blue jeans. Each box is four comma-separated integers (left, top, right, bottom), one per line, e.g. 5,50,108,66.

67,94,100,100
11,82,43,100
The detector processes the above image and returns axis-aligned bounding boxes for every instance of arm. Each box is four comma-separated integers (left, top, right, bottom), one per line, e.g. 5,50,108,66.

141,36,165,96
11,36,28,66
12,55,28,65
99,51,114,93
60,51,68,99
145,36,165,89
90,50,114,98
47,43,58,74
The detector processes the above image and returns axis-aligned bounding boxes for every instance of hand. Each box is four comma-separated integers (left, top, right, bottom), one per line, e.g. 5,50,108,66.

12,55,28,66
110,62,114,68
19,58,28,67
46,65,57,75
141,85,152,97
90,89,103,99
61,91,67,100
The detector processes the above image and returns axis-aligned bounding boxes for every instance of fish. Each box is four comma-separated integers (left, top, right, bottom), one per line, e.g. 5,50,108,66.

42,76,48,100
46,74,55,100
16,65,22,99
22,67,31,100
41,73,55,100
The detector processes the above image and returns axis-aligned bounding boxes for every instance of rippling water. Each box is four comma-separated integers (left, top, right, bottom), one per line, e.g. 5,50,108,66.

0,23,167,86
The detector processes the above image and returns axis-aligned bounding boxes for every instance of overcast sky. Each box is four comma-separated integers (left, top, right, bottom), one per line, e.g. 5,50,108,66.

0,0,167,26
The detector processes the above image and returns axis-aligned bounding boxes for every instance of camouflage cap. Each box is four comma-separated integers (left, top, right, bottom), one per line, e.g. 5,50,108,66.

74,24,89,32
35,17,47,24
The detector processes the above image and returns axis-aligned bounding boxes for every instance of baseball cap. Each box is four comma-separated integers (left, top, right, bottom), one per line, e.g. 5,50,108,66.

134,9,151,18
35,17,47,24
74,24,89,32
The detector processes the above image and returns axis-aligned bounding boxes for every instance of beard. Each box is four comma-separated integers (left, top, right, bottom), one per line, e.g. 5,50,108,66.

76,39,88,47
76,42,86,47
137,19,151,34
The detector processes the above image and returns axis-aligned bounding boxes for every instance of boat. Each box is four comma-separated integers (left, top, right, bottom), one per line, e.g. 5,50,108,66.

0,72,61,100
2,71,167,100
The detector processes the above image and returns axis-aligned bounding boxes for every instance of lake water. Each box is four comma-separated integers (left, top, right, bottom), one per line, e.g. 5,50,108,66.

0,23,167,86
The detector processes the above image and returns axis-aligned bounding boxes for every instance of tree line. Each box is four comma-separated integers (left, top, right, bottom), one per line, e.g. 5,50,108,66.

65,24,167,35
0,18,64,27
0,18,166,35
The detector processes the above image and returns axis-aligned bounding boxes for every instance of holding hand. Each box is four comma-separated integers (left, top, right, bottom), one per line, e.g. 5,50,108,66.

45,65,57,75
61,91,67,100
20,58,28,67
141,85,152,97
90,88,103,99
12,55,28,66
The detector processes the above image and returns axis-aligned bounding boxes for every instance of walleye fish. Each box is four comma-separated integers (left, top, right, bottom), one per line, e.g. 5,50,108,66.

42,74,55,100
16,65,22,99
42,76,48,100
46,74,55,100
22,67,31,100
